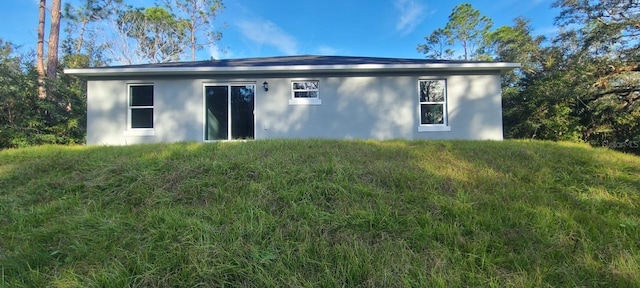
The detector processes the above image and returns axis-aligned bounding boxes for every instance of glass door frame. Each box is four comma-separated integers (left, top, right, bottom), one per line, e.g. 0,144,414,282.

202,82,256,141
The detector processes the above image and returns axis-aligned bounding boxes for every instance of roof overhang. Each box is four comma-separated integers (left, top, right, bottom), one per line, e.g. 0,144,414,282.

64,62,521,77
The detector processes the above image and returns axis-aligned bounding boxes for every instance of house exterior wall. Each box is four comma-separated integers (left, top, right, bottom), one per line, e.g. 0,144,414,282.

85,71,503,145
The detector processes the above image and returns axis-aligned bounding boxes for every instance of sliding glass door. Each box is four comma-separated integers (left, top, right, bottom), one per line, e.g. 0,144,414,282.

205,84,255,140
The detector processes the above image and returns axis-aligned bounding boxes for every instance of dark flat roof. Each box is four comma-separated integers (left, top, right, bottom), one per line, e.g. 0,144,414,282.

64,55,521,76
97,55,499,69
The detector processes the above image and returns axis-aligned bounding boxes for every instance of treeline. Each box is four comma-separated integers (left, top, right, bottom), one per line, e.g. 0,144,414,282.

0,40,85,148
419,1,639,152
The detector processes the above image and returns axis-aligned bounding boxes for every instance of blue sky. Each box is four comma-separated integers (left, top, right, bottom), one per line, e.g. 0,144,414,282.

0,0,560,61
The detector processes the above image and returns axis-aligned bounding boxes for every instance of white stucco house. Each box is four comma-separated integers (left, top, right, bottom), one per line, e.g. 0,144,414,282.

64,55,520,145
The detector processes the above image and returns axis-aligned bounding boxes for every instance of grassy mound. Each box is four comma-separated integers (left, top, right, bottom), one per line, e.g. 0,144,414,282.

1,139,639,287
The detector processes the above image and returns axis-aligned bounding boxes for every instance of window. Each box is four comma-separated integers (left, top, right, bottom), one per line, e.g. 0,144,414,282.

204,84,255,141
289,80,321,105
418,79,450,132
128,84,154,132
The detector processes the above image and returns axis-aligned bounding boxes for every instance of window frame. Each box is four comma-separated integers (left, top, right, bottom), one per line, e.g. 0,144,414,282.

418,79,451,132
289,80,321,105
202,82,256,142
124,83,155,136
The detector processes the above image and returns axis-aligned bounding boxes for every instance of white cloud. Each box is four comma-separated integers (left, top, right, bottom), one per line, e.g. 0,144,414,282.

395,0,426,35
237,19,298,55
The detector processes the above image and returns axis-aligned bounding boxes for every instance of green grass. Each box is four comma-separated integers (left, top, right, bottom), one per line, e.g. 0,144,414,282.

1,139,639,287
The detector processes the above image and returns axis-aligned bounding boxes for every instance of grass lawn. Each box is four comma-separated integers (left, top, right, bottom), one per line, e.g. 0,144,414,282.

1,139,639,287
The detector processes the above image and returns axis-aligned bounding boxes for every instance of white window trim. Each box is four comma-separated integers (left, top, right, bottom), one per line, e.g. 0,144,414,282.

289,98,322,105
289,80,321,105
418,125,451,132
124,83,155,136
418,78,450,132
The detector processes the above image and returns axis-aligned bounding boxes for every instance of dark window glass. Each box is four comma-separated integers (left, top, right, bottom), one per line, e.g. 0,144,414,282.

231,85,255,139
293,81,318,90
294,91,319,98
205,86,229,140
130,85,153,106
421,104,444,125
131,108,153,128
420,80,445,102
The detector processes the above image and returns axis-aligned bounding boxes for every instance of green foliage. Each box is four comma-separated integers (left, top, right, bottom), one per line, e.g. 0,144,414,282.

161,0,225,61
486,17,546,75
63,0,224,65
480,2,639,150
417,28,453,60
417,3,492,60
1,140,639,286
62,0,122,67
444,3,493,60
117,6,190,63
550,0,640,147
0,39,86,150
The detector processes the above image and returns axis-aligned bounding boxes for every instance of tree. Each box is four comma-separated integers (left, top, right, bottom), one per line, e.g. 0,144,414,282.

487,17,580,140
485,1,640,149
60,0,226,65
551,0,640,144
0,38,86,149
46,0,62,80
416,28,453,59
35,0,63,98
489,18,553,139
62,0,122,68
113,6,189,63
37,0,47,99
445,3,493,60
417,3,492,60
486,17,547,74
63,0,122,55
162,0,224,61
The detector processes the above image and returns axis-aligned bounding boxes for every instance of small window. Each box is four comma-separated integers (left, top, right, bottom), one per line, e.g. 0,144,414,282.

129,84,154,129
418,80,450,132
289,80,321,105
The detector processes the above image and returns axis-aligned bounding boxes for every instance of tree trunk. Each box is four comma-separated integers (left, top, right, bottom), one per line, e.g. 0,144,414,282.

76,20,88,54
191,0,196,61
191,27,196,61
46,0,62,80
37,0,47,99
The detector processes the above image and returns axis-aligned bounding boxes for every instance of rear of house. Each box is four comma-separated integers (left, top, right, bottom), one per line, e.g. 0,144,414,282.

64,55,520,145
